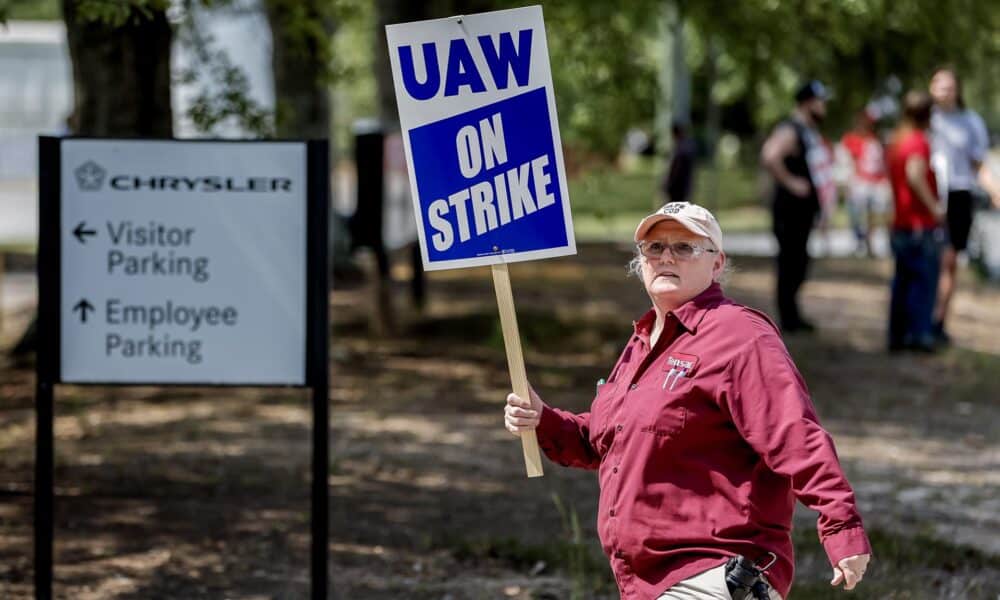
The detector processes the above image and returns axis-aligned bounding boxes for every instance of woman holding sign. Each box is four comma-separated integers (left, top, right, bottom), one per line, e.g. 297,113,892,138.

504,202,871,599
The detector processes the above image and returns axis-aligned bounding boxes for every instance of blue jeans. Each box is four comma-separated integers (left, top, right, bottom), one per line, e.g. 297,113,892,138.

889,229,942,348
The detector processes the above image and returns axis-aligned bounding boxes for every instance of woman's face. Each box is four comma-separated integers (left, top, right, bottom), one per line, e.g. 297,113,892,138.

930,71,958,110
639,220,724,310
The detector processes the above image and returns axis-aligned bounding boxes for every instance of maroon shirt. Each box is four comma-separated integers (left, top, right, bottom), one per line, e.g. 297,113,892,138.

536,283,871,599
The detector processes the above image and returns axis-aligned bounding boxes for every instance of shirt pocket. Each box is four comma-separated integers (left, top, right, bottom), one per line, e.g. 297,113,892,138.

639,404,687,439
660,353,699,393
638,357,697,438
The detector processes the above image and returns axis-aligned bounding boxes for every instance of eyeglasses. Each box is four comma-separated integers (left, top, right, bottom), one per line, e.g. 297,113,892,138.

637,240,718,261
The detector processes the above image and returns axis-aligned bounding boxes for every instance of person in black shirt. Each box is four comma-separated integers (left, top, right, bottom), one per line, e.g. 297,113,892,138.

663,120,697,204
761,80,831,333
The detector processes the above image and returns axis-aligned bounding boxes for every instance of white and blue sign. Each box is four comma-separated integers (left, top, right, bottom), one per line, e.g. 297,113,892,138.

386,5,575,271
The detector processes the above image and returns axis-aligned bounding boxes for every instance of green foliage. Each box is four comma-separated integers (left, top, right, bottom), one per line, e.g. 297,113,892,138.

330,0,376,153
173,1,275,137
329,0,373,83
266,0,339,82
183,50,274,137
177,0,353,138
0,0,60,20
75,0,170,27
683,0,1000,134
321,0,998,159
0,0,157,24
326,0,664,158
27,0,996,153
491,0,662,158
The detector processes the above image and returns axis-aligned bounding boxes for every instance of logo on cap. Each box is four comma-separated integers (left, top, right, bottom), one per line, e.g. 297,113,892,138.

662,203,685,215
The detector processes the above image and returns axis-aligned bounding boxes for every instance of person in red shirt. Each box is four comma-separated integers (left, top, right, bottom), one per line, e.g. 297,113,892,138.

886,91,945,352
840,108,889,256
504,202,872,599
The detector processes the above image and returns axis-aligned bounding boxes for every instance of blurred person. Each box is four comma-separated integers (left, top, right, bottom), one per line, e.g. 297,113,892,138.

662,120,697,204
814,136,839,256
929,67,1000,344
504,201,872,600
887,91,944,353
761,80,833,332
840,108,890,257
621,127,655,172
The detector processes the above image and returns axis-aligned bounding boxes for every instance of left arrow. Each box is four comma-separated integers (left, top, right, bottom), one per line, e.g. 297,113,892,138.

73,299,95,323
73,222,97,244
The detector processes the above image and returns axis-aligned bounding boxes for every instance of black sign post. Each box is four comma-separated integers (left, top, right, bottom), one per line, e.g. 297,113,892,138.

35,136,60,600
307,140,331,600
34,137,330,599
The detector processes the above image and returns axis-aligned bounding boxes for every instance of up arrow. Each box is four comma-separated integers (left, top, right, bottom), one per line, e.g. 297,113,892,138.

73,299,95,323
73,222,97,244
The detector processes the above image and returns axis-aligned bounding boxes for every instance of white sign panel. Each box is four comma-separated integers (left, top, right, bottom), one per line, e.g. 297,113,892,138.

386,5,575,271
59,140,307,385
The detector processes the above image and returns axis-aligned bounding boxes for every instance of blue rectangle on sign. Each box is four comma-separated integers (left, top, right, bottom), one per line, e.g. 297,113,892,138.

408,87,567,264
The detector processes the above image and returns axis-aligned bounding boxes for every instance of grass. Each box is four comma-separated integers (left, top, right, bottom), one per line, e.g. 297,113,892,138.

568,162,852,240
789,526,1000,599
0,243,36,255
439,525,1000,599
440,493,616,599
568,159,760,217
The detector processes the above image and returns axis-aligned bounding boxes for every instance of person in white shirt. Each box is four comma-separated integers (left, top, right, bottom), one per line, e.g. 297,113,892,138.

929,67,1000,344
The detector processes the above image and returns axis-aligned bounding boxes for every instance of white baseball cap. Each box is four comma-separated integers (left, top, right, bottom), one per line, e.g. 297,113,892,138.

634,202,724,251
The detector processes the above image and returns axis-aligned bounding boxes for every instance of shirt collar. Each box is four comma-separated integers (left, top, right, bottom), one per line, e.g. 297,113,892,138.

632,282,727,338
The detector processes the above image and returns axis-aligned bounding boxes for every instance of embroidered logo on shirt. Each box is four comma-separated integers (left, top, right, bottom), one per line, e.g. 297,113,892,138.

663,353,699,390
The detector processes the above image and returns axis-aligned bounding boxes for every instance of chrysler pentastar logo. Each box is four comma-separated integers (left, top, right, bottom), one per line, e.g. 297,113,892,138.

75,161,106,191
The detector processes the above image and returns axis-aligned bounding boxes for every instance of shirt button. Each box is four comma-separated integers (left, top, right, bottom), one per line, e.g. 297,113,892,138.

616,425,623,432
609,509,616,517
612,467,619,474
629,384,638,390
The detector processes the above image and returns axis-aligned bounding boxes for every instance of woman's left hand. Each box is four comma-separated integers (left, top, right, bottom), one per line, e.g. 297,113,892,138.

830,553,870,590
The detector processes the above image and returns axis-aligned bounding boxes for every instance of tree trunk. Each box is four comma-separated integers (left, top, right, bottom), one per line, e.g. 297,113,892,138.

703,35,721,211
14,3,174,358
61,0,173,137
375,0,432,130
657,0,690,209
265,0,334,139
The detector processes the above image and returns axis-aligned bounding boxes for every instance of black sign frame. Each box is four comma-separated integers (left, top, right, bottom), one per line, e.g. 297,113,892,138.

34,137,331,599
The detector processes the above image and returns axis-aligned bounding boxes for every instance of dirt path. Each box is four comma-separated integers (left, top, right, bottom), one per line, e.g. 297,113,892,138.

1,243,998,599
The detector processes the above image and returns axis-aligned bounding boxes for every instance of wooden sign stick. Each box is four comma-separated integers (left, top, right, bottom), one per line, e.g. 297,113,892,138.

491,262,544,478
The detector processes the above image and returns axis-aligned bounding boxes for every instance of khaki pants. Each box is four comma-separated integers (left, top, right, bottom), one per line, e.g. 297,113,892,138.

656,564,782,600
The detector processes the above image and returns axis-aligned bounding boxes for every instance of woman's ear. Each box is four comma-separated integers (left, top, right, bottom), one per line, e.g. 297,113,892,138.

712,252,726,281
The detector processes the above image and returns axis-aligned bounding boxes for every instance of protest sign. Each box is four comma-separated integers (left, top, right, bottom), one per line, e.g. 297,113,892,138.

388,6,574,477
